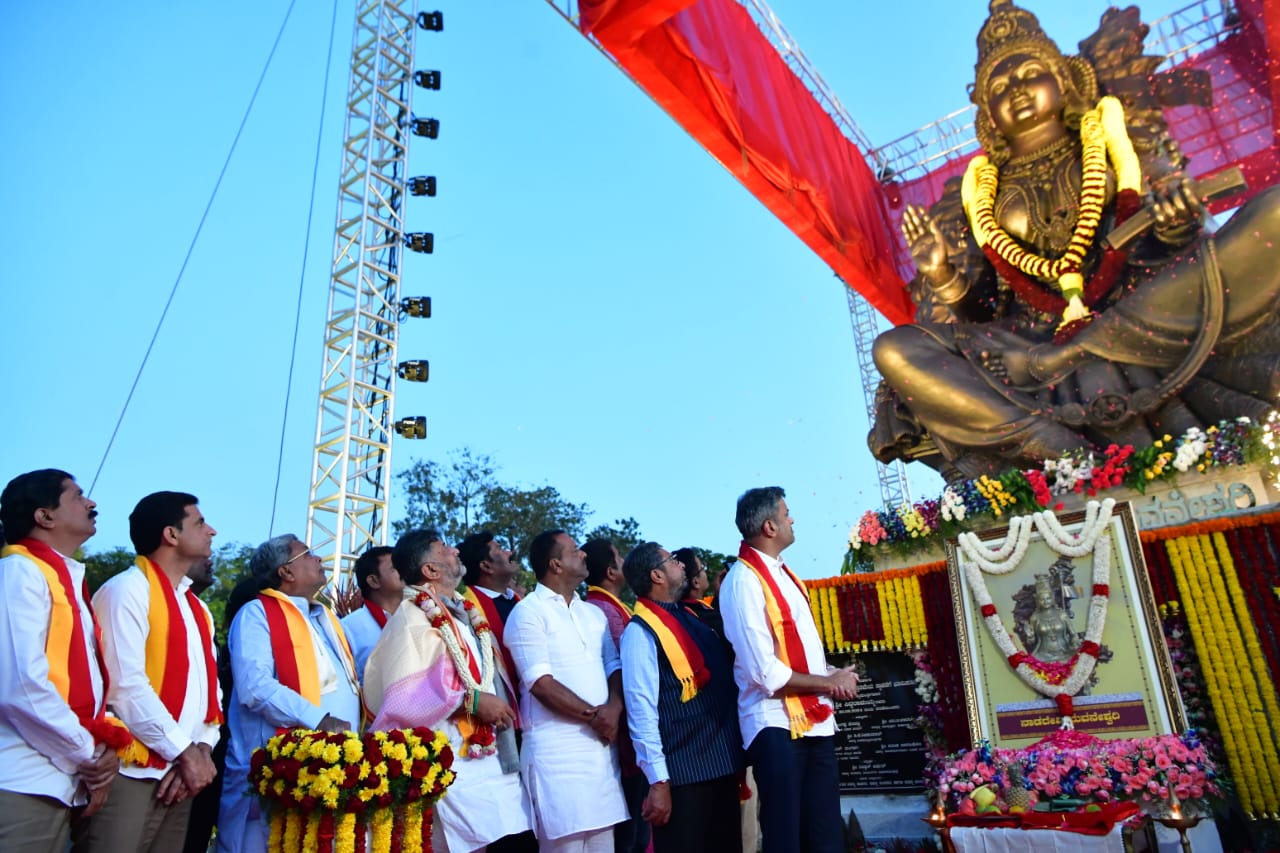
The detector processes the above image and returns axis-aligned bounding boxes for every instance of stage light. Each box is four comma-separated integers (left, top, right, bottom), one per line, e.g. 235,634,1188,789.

397,360,429,382
418,11,443,31
394,416,427,439
400,296,431,317
414,70,442,90
405,232,434,254
411,117,439,139
409,176,437,197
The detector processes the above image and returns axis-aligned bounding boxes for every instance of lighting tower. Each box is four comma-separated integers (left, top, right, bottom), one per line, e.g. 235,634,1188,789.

307,3,440,582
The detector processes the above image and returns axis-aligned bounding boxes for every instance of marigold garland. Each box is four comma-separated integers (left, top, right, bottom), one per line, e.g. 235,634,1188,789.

251,727,455,853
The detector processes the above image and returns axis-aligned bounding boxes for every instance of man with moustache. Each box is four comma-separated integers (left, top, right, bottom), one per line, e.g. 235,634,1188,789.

505,530,628,852
363,528,534,852
82,491,222,852
620,542,742,853
340,545,402,680
458,531,523,693
216,535,359,853
0,470,119,852
719,487,859,853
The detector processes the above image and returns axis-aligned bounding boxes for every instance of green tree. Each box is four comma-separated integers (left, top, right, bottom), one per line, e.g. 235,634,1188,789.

583,517,644,559
83,548,136,594
481,484,589,566
395,448,497,542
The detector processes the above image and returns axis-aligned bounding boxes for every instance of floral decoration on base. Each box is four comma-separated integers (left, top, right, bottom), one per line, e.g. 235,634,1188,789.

250,727,455,853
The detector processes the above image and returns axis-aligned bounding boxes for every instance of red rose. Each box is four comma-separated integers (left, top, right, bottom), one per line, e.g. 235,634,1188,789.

438,747,454,770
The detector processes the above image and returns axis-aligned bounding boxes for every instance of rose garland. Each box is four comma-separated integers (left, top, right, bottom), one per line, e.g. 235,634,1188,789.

412,588,498,758
957,499,1115,726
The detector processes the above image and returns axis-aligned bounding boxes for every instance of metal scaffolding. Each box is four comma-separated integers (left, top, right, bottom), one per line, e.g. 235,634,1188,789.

307,0,420,582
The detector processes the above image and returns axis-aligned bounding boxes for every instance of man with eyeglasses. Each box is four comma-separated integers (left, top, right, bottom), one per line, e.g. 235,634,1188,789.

215,534,360,853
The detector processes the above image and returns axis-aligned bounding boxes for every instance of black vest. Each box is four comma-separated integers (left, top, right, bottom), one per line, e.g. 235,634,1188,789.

633,600,742,786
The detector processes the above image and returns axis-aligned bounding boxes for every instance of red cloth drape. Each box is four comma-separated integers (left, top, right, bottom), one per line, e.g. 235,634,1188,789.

577,0,1279,325
579,0,914,325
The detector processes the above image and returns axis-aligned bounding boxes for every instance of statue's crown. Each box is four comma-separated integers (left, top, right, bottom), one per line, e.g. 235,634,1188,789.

973,0,1061,104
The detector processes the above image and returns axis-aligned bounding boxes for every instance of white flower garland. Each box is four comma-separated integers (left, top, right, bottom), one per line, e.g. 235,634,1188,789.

414,587,496,693
958,500,1115,709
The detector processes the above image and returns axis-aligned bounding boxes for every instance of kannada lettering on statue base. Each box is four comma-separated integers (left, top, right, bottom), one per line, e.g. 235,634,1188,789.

831,652,927,795
996,692,1150,741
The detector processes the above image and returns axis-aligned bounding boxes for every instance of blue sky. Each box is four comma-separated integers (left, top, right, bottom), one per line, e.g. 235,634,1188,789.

1,0,1188,576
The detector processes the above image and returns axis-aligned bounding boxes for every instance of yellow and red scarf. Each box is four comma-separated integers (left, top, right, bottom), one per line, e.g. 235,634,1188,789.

138,557,222,726
586,585,632,624
258,589,356,706
1,540,136,757
363,600,389,628
460,586,516,684
633,598,710,702
735,543,832,738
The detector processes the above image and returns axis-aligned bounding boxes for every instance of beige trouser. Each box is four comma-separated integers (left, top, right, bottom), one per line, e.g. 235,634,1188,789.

0,788,72,853
72,774,193,853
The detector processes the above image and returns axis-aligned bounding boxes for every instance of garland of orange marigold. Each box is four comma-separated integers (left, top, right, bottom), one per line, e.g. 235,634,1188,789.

810,563,944,652
1167,535,1280,817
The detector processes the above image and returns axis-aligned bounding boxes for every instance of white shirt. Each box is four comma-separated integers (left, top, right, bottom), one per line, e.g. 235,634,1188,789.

93,565,222,780
0,548,104,805
619,621,668,784
505,583,627,839
719,547,835,748
340,604,385,682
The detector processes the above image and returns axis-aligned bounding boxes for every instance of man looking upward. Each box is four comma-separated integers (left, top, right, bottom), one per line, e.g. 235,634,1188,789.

620,542,742,853
216,535,359,853
719,487,859,853
0,470,119,852
83,491,222,852
505,530,628,852
340,545,402,681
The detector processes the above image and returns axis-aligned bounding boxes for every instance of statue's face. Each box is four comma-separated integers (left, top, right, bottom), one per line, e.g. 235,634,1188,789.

986,52,1064,140
1036,587,1055,608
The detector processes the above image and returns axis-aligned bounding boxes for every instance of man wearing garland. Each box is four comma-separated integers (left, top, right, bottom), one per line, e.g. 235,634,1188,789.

216,534,360,853
81,491,223,851
363,528,535,853
582,537,649,853
0,470,120,852
458,531,523,697
505,530,629,852
719,487,859,853
340,545,402,681
620,542,742,853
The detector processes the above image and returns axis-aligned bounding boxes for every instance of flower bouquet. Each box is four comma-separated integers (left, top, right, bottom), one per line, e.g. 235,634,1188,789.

250,727,456,853
934,729,1220,821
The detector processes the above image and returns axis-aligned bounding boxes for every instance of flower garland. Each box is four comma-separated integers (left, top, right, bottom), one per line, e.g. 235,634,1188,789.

250,727,455,853
412,588,498,758
963,96,1142,328
845,417,1272,565
958,500,1115,725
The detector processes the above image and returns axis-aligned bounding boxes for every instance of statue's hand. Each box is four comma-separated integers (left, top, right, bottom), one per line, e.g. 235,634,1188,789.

1151,176,1204,245
902,205,955,285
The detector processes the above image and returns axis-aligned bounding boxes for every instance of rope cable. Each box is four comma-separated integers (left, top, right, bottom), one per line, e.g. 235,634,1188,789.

89,0,300,495
269,0,339,536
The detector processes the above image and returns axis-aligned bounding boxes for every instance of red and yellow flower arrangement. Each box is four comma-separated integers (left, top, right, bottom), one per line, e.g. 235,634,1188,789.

249,727,456,853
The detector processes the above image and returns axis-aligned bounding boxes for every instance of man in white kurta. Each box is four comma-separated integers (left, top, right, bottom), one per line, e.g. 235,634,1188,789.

363,528,534,853
504,530,628,852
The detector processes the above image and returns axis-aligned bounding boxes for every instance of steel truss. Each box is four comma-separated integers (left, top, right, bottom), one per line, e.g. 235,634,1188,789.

308,0,420,582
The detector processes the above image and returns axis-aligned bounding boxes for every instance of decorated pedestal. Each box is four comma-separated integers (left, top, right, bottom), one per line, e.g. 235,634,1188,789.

249,727,455,853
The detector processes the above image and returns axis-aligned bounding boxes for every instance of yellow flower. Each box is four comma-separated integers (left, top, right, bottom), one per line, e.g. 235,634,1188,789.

322,743,341,765
343,739,363,763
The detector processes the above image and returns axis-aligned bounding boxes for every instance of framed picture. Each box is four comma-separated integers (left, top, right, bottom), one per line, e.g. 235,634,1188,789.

945,500,1185,748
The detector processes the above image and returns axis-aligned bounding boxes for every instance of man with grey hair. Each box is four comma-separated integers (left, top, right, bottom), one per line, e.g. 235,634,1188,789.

619,542,742,853
719,487,859,853
215,535,359,853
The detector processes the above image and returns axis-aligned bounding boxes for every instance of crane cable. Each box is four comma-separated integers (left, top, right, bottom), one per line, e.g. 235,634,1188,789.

269,0,340,535
89,0,300,495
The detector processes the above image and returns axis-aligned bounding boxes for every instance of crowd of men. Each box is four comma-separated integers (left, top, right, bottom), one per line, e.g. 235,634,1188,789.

0,469,860,853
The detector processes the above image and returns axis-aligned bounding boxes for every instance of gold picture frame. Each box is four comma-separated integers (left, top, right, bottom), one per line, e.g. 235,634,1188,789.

945,500,1185,748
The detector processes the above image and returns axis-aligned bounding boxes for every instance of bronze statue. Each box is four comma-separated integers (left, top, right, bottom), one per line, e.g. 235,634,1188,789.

870,0,1280,479
1026,575,1077,662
